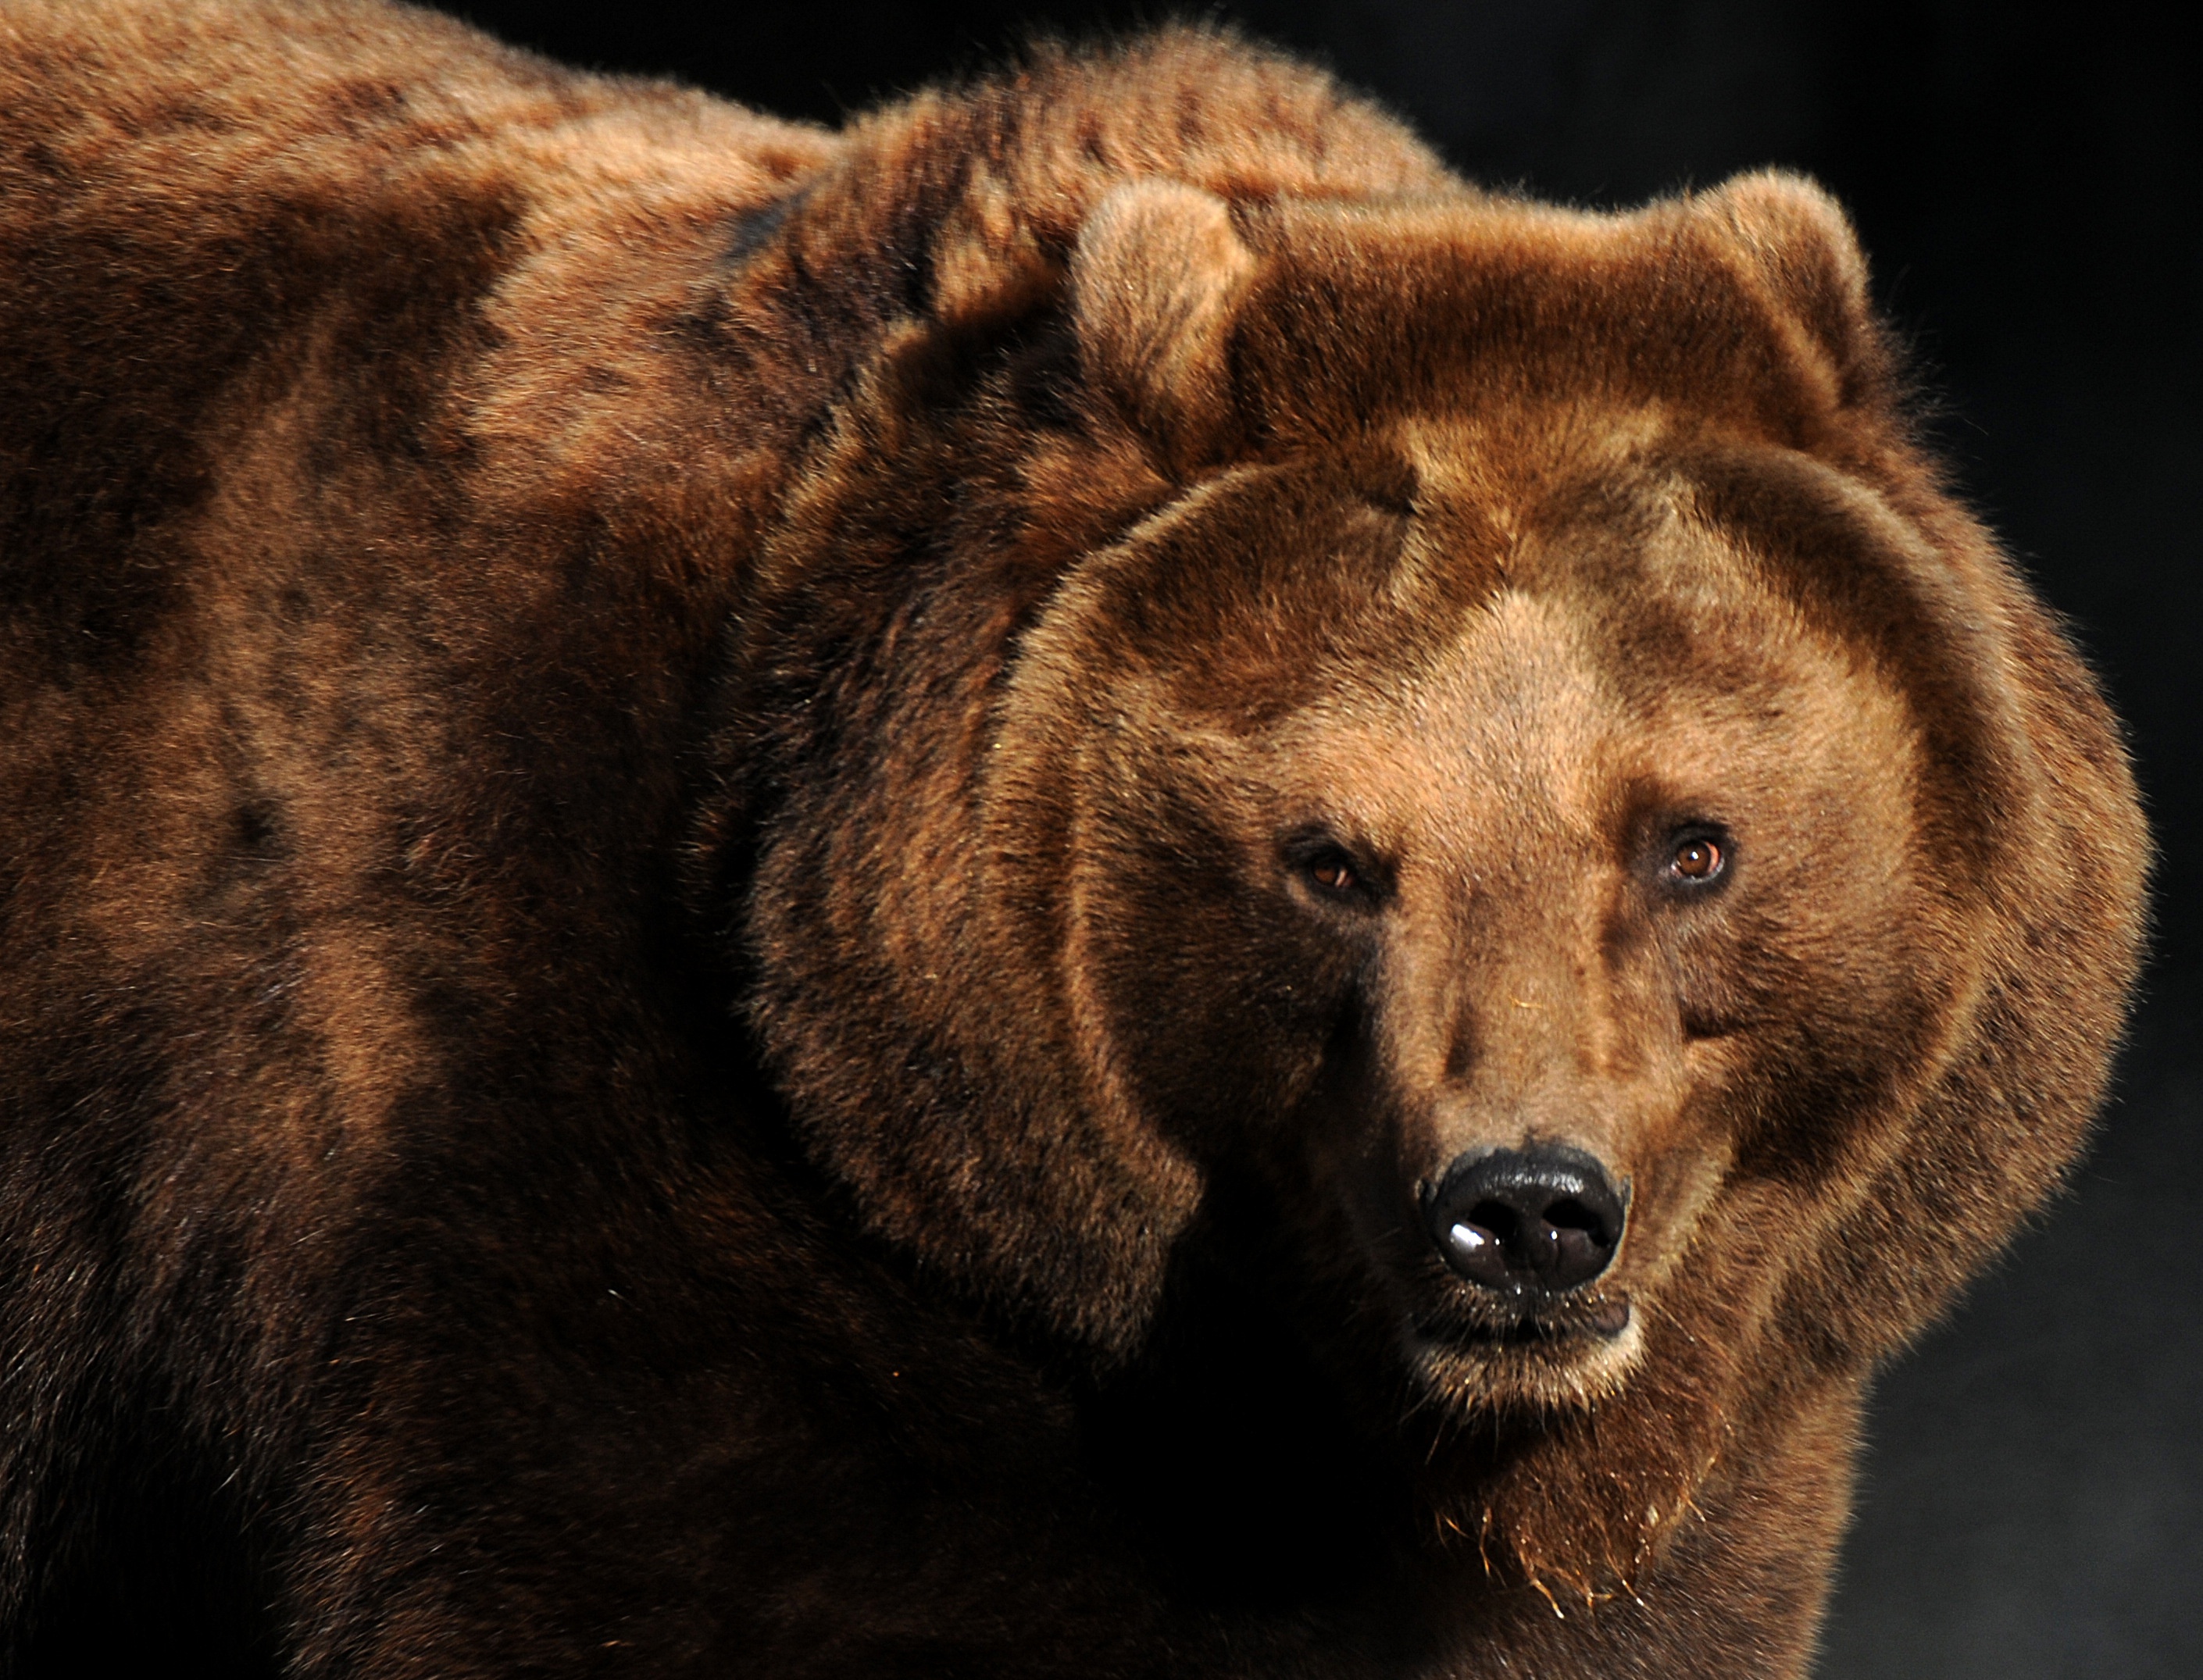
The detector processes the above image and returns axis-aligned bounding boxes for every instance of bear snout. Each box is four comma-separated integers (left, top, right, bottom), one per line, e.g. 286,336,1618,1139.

1423,1145,1629,1300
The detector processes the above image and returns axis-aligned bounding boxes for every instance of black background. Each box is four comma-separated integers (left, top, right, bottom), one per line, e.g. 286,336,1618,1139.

424,2,2201,1672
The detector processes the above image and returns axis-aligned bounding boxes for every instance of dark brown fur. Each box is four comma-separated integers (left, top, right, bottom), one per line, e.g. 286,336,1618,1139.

0,4,2148,1676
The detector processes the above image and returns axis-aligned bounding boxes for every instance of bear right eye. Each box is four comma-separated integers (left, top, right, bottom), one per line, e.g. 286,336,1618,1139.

1298,846,1366,896
1309,854,1356,892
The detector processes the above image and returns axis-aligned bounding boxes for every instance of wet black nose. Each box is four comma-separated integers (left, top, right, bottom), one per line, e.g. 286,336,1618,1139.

1426,1146,1627,1297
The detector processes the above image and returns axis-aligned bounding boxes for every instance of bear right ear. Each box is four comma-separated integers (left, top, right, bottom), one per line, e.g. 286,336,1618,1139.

1071,180,1258,472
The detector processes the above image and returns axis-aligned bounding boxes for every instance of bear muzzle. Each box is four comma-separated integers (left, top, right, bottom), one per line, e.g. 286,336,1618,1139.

1423,1144,1629,1307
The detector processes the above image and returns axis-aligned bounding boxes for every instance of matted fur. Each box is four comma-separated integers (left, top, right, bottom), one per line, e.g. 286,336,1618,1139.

0,3,2146,1676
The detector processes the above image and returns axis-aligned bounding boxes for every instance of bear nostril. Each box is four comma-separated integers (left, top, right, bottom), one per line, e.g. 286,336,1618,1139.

1427,1147,1627,1299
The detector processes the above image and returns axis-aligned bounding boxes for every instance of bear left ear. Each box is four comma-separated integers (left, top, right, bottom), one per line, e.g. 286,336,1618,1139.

1702,169,1891,410
1071,179,1259,472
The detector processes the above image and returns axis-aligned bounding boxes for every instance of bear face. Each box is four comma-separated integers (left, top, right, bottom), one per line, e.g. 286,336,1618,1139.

1012,438,1955,1419
735,169,2145,1596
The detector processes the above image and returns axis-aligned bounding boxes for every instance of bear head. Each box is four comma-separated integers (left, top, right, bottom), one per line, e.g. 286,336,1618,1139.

709,100,2145,1593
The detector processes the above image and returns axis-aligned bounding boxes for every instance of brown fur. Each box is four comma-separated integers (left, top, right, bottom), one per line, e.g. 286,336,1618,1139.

0,3,2148,1676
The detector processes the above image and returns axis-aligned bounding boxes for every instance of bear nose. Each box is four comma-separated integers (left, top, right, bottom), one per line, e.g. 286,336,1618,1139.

1425,1146,1627,1297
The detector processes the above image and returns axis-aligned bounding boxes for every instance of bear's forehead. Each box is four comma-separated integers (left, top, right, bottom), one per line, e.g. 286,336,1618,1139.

1241,578,1912,844
1127,416,1877,730
1083,432,1926,858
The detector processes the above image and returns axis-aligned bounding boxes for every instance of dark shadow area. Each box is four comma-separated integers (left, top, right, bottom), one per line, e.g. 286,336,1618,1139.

11,1422,281,1680
1821,980,2203,1678
427,1,2201,1668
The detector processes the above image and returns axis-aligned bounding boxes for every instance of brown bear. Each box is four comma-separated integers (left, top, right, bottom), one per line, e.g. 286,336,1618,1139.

0,2,2149,1676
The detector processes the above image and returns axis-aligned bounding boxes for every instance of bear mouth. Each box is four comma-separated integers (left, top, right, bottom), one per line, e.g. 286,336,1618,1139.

1412,1289,1634,1354
1404,1292,1644,1411
1458,1293,1630,1344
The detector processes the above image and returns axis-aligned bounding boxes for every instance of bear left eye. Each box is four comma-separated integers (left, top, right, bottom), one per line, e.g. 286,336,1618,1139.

1666,833,1729,885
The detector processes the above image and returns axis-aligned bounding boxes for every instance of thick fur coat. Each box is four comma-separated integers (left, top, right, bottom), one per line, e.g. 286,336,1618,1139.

0,3,2148,1676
